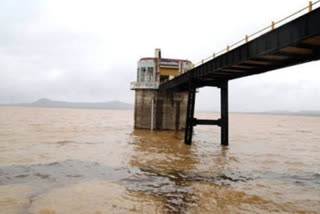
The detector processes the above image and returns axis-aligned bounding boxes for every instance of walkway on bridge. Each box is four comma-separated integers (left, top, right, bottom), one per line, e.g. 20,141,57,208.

160,3,320,145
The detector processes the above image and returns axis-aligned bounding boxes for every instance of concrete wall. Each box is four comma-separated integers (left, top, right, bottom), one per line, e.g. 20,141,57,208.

134,89,187,130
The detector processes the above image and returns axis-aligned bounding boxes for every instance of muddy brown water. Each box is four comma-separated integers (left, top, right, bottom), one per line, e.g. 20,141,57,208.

0,107,319,214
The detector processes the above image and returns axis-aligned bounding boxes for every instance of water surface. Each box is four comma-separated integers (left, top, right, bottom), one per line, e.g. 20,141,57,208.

0,107,319,214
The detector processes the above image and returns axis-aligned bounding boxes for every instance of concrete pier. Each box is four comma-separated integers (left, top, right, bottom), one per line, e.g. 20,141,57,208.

134,89,187,130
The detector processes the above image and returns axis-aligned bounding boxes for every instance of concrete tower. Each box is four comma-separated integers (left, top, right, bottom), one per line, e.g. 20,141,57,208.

130,49,193,130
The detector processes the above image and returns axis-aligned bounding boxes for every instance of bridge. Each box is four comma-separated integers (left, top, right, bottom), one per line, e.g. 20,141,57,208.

159,2,320,145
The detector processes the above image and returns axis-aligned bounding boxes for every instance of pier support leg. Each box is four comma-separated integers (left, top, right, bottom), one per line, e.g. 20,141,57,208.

220,81,229,146
184,88,196,145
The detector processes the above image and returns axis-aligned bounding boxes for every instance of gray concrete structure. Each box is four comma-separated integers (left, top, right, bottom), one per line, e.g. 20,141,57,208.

134,89,187,130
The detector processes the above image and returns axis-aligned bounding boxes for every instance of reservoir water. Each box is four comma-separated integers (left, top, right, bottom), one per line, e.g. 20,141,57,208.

0,107,319,214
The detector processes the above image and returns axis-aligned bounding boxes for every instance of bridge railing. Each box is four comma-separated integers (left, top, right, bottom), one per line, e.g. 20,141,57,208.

190,0,320,69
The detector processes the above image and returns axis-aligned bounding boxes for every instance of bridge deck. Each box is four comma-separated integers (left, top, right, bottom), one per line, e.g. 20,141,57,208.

160,7,320,91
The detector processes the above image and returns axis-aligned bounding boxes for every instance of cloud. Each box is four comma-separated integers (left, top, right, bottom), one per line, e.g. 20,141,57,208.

0,0,319,111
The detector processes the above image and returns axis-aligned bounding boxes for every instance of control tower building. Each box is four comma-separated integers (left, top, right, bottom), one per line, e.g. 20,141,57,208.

130,49,193,130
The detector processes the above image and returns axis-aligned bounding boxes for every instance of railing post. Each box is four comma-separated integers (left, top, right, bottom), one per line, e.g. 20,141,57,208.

184,85,196,145
220,81,229,146
309,1,312,12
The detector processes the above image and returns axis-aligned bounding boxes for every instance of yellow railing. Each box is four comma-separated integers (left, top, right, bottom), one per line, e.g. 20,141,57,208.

191,0,320,68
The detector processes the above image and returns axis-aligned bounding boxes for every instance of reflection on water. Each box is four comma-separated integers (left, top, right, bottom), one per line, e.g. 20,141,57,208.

0,107,319,214
127,130,196,213
125,130,253,213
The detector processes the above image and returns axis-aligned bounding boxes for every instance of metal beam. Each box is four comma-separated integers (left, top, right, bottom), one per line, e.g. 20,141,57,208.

193,118,221,126
184,86,196,145
220,81,229,146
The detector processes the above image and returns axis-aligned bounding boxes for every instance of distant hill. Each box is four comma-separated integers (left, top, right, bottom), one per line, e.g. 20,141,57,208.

256,110,320,117
1,100,319,116
0,98,133,110
198,110,320,117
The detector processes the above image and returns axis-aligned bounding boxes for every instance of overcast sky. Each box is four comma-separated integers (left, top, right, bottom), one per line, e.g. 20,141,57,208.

0,0,319,112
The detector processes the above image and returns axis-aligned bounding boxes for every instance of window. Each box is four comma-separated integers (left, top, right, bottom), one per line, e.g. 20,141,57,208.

147,67,153,82
140,67,146,82
137,68,140,81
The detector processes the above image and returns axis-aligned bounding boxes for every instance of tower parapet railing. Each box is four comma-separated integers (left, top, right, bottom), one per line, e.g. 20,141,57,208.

130,82,159,90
